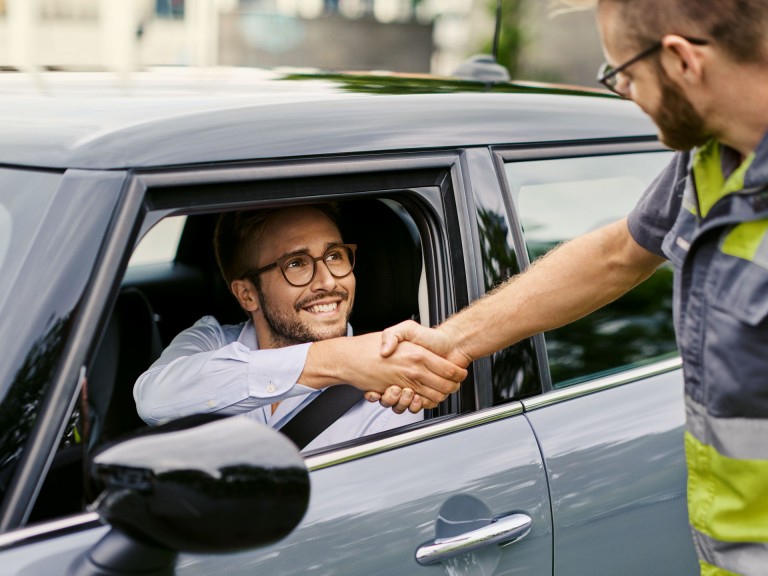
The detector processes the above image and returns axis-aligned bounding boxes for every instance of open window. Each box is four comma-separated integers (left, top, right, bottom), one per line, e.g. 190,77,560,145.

30,160,471,525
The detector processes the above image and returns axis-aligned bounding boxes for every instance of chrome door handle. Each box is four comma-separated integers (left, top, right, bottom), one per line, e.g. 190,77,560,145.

415,512,532,566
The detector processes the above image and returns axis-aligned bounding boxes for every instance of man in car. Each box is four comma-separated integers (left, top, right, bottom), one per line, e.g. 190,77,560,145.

134,204,465,451
377,0,768,573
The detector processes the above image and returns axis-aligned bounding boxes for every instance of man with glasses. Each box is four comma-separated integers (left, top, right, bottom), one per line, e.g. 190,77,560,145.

378,1,768,573
134,204,465,451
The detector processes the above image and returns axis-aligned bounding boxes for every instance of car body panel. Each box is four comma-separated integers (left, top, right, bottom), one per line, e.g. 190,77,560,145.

177,412,552,575
524,362,699,575
0,69,655,170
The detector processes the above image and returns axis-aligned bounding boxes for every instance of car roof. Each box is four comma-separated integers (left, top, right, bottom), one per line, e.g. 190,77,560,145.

0,67,657,170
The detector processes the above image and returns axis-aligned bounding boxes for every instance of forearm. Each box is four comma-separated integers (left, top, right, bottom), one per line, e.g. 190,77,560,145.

442,218,664,362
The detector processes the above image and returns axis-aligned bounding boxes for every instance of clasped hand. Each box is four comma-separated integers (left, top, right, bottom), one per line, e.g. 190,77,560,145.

366,320,471,414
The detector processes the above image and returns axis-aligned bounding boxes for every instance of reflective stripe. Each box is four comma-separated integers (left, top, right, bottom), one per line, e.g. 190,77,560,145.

687,399,768,460
699,561,739,576
685,432,768,541
721,219,768,270
693,527,768,575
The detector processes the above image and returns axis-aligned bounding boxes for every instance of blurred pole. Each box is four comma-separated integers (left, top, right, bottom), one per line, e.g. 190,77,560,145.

99,0,138,75
186,0,219,67
7,0,37,71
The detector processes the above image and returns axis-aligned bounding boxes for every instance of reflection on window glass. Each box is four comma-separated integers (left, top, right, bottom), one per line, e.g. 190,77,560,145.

0,169,61,310
129,216,186,267
505,151,677,388
475,207,540,404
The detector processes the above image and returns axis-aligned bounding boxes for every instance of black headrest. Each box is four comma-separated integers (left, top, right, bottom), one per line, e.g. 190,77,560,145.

339,199,422,334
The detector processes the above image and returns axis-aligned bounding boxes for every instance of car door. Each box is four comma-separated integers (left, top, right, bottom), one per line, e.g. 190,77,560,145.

494,142,700,575
149,152,553,575
0,152,554,575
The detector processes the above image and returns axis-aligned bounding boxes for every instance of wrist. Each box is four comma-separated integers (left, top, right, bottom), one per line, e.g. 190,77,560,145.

301,339,345,389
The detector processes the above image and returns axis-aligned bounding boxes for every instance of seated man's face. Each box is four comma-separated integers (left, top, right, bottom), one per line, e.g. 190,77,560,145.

252,206,356,347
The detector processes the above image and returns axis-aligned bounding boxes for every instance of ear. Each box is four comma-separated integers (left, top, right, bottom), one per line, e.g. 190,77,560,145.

660,35,706,86
231,279,260,313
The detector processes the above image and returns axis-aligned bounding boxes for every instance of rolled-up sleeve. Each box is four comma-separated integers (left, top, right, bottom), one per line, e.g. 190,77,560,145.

134,316,314,425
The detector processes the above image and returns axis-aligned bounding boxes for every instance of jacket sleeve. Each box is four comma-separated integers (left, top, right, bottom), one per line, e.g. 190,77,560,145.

133,316,313,425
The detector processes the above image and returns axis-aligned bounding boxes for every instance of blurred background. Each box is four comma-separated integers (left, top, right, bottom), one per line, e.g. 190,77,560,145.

0,0,604,87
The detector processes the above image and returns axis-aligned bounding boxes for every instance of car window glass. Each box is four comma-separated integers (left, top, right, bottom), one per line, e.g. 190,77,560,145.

474,205,541,405
0,169,61,313
128,215,186,267
505,151,677,387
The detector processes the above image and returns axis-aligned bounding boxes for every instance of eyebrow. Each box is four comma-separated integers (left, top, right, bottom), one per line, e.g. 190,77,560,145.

274,241,344,261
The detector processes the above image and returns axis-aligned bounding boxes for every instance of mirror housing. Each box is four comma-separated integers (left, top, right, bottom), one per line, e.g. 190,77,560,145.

70,415,309,575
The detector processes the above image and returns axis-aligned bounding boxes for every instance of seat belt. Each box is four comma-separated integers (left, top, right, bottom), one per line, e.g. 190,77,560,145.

278,385,364,450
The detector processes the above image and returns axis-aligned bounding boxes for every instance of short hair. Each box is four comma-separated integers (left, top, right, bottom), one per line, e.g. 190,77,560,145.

554,0,768,63
214,203,340,287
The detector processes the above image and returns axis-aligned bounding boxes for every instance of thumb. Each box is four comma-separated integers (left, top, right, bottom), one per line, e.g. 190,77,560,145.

380,320,420,357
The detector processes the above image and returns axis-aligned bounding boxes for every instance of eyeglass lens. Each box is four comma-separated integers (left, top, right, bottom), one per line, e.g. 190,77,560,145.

282,245,354,286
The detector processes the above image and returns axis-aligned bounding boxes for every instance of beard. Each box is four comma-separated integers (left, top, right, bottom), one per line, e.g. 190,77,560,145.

653,67,710,151
256,289,352,348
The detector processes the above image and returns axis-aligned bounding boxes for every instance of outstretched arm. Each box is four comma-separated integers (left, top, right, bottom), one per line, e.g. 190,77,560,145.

376,218,664,406
300,331,467,411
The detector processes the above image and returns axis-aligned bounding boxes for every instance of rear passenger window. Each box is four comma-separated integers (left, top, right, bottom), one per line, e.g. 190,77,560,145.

504,151,677,387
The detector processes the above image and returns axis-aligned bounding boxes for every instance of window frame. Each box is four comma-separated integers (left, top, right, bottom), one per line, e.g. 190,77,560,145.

95,152,484,458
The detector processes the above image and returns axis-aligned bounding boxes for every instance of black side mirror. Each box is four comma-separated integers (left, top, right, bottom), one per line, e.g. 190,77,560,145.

69,415,309,575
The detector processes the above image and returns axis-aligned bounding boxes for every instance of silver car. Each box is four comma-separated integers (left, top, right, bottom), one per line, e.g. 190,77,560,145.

0,67,697,575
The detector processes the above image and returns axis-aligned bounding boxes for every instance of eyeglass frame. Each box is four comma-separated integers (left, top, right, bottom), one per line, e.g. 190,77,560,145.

242,243,358,288
597,36,709,96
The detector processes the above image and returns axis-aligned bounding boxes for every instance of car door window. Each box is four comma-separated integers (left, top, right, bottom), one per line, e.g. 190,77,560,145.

128,215,187,267
504,151,676,387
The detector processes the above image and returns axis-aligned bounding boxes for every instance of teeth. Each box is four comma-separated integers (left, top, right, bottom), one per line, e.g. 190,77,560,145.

308,302,338,313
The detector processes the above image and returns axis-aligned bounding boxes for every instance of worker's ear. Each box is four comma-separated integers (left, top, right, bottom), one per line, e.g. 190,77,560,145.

231,279,260,313
660,35,706,88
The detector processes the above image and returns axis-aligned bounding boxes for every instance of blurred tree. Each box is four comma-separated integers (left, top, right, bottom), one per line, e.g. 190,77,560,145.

480,0,527,79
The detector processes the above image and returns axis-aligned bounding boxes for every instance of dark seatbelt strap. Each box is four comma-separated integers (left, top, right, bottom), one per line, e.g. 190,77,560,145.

278,385,364,450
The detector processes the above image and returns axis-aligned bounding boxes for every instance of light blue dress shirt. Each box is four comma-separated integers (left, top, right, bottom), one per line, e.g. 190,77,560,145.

133,316,422,451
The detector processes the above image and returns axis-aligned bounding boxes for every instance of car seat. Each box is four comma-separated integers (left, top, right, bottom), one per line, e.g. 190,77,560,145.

88,287,163,447
338,198,423,334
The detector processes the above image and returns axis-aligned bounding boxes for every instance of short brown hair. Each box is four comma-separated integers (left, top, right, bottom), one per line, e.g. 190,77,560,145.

213,203,340,287
555,0,768,63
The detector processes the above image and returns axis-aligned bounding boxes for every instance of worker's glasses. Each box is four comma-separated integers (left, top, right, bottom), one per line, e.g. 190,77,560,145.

244,244,357,287
597,36,708,96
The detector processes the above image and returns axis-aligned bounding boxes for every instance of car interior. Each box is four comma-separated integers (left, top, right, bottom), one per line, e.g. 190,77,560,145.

29,196,430,524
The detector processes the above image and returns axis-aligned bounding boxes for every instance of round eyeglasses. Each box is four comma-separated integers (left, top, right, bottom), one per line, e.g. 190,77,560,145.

243,244,357,287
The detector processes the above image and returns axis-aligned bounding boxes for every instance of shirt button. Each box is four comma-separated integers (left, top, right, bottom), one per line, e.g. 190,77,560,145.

266,384,276,393
206,400,216,408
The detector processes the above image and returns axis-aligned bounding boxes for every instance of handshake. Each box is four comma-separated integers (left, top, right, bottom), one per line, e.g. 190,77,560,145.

364,320,474,414
304,319,473,415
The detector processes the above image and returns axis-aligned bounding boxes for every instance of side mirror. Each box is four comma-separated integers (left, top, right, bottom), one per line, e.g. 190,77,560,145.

69,415,309,575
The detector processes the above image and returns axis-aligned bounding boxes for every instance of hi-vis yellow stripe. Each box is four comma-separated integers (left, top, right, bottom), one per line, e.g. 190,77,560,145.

700,560,739,576
721,219,768,264
686,432,768,542
692,140,755,218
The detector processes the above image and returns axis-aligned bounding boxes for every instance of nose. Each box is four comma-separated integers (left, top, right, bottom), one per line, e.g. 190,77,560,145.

309,259,337,291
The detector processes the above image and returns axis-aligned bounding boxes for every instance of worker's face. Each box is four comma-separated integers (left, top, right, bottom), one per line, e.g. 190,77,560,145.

597,1,709,150
251,207,355,348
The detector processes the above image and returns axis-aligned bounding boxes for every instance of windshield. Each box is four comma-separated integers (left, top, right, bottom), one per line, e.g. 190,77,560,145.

0,169,62,312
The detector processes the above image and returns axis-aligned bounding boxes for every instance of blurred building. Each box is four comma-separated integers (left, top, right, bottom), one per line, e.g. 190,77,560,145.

0,0,603,86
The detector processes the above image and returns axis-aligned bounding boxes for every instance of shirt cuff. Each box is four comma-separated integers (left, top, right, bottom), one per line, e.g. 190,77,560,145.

247,342,314,400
